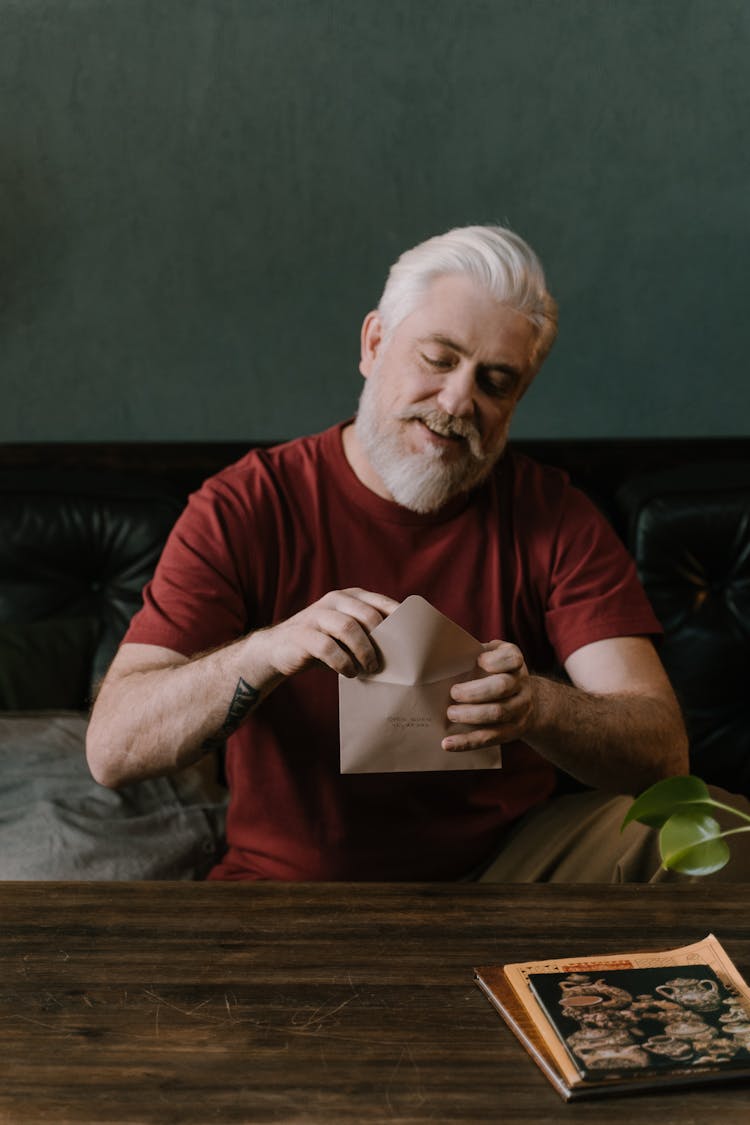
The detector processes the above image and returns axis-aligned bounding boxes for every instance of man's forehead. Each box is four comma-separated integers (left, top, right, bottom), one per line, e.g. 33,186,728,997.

406,311,537,368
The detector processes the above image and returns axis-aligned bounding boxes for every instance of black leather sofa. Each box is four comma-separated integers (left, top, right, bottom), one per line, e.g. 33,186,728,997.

0,440,748,877
618,459,750,796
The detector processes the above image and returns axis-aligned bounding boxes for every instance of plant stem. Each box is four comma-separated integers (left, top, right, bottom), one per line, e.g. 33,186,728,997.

703,797,750,824
714,825,750,841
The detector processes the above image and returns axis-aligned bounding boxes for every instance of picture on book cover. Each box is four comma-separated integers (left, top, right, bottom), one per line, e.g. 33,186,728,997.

527,964,750,1081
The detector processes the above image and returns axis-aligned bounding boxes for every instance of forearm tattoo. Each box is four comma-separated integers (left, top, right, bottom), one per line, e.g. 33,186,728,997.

202,677,260,751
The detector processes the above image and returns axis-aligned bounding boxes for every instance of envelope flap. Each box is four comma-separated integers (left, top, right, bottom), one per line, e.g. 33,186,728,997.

366,595,482,684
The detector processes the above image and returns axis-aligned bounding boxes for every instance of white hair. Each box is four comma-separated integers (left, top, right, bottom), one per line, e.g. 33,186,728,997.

376,224,558,370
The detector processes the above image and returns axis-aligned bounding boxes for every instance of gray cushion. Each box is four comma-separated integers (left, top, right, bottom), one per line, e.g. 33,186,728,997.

0,713,227,879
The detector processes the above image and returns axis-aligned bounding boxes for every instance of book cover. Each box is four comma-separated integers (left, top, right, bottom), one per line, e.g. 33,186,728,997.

527,963,750,1080
475,934,750,1101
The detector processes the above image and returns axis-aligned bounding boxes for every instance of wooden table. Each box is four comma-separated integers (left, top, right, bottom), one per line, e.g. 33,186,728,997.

1,881,750,1123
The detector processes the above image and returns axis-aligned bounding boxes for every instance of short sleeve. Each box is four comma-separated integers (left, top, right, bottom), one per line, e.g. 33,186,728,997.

123,479,253,658
543,485,661,664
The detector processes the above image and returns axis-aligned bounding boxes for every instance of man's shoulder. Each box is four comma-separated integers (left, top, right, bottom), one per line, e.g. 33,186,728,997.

496,445,573,501
204,424,344,493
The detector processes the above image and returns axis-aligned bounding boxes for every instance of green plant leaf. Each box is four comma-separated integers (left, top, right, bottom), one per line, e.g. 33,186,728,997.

621,775,713,831
659,810,731,876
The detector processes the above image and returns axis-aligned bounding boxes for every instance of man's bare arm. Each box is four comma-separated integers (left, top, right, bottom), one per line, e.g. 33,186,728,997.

86,588,398,788
87,640,257,786
444,636,689,795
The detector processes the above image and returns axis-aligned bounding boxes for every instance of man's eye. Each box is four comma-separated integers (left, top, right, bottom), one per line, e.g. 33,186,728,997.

421,353,452,369
481,374,514,397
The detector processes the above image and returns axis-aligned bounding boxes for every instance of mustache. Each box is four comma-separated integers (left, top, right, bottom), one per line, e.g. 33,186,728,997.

395,406,484,459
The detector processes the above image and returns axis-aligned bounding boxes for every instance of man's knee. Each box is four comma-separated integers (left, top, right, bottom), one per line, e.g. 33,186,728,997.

479,785,750,883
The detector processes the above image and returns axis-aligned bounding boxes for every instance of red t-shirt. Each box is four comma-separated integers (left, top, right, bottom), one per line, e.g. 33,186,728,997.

124,423,661,880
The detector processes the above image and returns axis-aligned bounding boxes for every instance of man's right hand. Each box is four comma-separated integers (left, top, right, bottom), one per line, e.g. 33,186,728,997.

247,588,399,684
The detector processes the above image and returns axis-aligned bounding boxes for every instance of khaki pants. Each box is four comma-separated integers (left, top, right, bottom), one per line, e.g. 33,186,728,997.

478,786,750,883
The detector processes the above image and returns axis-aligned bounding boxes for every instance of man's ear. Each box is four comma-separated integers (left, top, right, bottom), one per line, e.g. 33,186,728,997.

359,310,384,378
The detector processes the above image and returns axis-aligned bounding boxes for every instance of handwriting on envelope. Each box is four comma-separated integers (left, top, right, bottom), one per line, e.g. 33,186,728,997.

339,595,502,773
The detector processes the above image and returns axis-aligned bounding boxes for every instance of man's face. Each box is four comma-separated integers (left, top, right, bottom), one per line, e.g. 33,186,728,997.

353,274,538,512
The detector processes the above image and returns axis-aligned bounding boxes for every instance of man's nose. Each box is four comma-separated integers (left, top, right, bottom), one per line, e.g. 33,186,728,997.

435,367,477,419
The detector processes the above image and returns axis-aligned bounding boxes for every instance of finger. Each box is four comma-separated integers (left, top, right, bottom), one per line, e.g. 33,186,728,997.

447,695,528,728
303,626,380,678
478,642,525,674
442,728,504,753
298,626,361,677
314,610,382,673
322,591,396,633
344,588,400,615
450,671,522,704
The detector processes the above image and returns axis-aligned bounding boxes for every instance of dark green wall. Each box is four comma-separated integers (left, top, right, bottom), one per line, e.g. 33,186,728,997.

2,1,748,441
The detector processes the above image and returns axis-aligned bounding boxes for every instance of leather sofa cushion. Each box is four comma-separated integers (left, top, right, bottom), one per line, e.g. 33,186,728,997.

618,462,750,795
0,618,98,710
0,470,184,701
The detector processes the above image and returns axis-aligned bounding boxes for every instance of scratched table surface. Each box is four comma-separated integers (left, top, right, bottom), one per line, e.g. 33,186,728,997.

1,882,750,1124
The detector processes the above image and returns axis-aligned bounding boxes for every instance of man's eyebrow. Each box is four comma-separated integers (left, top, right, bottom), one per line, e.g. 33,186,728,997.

418,334,524,379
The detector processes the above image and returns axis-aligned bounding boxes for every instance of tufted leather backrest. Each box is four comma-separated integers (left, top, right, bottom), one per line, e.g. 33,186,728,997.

618,463,750,796
0,470,184,705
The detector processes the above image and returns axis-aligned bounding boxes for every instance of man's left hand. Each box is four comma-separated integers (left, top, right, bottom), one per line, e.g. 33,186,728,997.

443,641,534,751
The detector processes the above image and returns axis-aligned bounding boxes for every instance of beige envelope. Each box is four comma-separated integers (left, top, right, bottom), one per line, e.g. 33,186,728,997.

339,595,502,773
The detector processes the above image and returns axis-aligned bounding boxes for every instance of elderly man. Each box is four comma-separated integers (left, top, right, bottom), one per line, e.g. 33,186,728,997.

87,224,693,882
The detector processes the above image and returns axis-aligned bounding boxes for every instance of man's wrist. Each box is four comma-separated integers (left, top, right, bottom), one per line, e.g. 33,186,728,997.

239,628,284,697
526,674,560,744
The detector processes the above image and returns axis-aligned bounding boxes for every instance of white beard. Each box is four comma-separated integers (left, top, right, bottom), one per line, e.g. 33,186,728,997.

354,375,501,513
